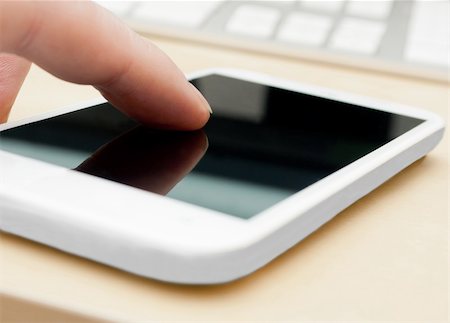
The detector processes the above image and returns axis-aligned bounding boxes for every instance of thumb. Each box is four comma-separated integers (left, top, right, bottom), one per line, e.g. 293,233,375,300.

0,54,31,123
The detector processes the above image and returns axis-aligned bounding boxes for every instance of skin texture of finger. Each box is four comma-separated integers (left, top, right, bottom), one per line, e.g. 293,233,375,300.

0,54,31,123
0,1,210,130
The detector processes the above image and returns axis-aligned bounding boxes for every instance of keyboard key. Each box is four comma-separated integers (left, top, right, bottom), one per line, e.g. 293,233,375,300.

131,1,224,28
346,0,393,20
225,5,281,38
299,0,346,13
404,1,450,67
329,18,386,54
277,12,333,46
94,1,133,16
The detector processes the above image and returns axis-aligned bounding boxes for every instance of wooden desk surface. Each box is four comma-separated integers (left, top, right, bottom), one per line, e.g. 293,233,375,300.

1,36,448,322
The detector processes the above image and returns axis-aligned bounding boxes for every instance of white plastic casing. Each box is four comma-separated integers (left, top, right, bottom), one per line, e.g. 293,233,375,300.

0,69,445,284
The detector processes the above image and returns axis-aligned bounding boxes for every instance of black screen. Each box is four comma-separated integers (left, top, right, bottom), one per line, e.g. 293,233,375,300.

0,75,424,219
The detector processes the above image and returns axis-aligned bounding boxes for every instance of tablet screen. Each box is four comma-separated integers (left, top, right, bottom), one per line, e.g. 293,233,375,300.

0,74,424,219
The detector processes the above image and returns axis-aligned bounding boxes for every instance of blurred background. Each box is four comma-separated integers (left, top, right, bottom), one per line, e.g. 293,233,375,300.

95,0,450,82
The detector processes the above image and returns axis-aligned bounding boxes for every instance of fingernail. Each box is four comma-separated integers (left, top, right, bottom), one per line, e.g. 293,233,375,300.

189,83,213,114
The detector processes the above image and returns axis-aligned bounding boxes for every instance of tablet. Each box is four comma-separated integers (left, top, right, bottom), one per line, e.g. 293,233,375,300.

0,68,444,284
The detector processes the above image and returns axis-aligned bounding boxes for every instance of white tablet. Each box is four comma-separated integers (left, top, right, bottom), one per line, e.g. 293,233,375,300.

0,68,444,284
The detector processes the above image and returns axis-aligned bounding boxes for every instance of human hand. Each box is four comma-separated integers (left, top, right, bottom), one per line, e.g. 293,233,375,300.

0,1,211,129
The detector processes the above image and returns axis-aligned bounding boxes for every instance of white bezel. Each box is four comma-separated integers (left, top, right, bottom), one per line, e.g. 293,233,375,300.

0,68,444,284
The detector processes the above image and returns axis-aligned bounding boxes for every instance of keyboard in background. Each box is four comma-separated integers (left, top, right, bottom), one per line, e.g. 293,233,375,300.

95,0,450,82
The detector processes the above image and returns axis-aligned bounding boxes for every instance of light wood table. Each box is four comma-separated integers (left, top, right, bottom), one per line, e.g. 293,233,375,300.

1,36,448,322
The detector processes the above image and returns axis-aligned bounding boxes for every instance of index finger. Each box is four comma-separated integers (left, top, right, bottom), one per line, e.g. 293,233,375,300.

0,1,211,130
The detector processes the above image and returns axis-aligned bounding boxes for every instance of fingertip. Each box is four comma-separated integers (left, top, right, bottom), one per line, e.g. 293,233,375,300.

175,82,211,130
185,102,211,131
188,82,213,115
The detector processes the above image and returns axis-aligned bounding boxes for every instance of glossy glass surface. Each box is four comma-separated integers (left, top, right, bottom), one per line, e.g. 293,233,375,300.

0,75,424,218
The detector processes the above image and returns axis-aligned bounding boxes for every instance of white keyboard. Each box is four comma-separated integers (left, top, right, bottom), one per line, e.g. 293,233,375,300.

96,0,450,82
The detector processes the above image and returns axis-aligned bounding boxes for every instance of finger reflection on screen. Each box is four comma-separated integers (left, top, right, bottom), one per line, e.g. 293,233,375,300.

76,127,208,195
